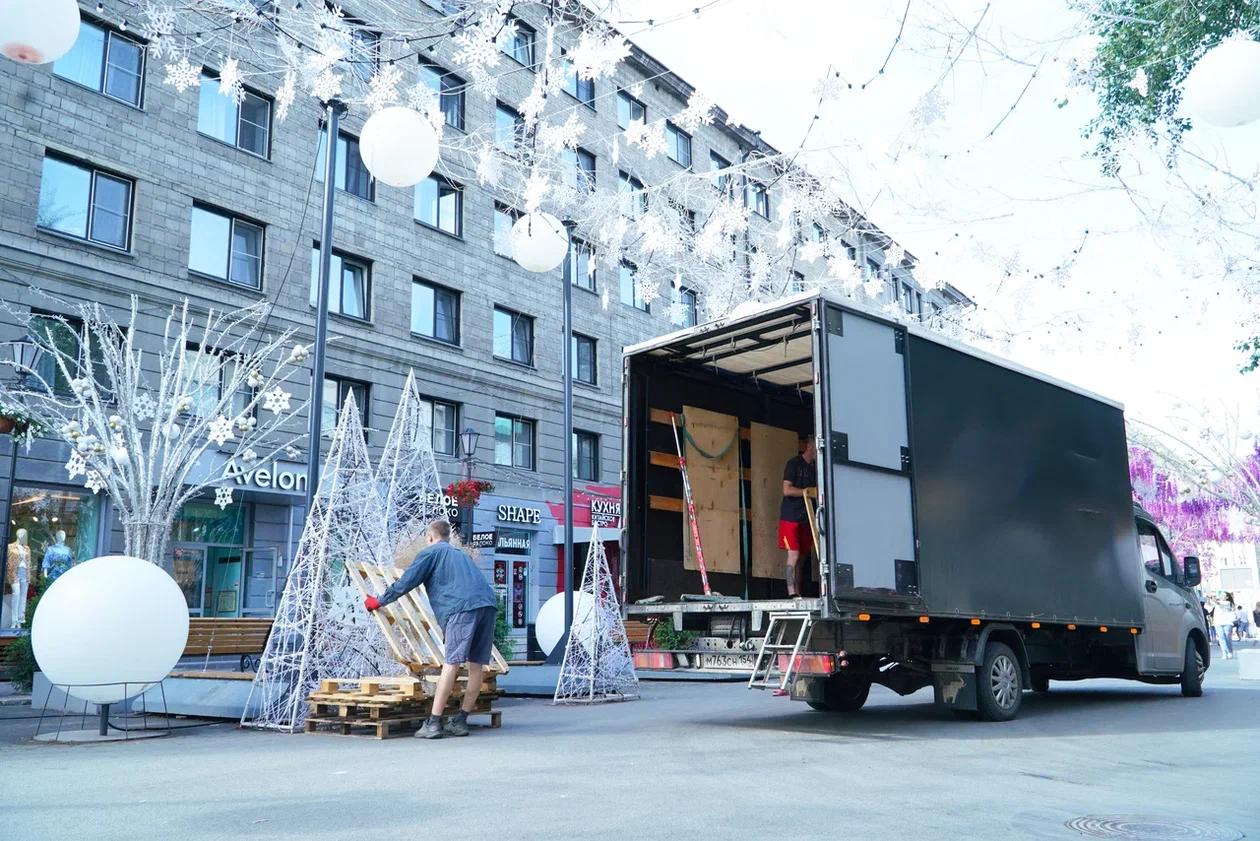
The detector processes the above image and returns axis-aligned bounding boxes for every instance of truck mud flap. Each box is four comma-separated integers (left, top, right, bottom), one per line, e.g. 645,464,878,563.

872,663,932,697
931,662,978,711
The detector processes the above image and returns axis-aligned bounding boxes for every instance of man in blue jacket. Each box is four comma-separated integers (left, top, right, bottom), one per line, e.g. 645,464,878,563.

365,520,497,739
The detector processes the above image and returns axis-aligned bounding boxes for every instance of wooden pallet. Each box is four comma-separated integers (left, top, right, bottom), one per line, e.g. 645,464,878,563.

348,562,511,676
305,708,502,739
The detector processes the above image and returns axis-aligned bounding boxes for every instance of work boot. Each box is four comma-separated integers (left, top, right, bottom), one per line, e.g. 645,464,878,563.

444,711,470,737
414,716,444,739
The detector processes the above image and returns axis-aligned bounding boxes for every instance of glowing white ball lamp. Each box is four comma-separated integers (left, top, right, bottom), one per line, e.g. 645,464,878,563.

0,0,81,65
359,106,439,188
535,591,596,656
32,555,190,705
510,212,570,273
1182,35,1260,128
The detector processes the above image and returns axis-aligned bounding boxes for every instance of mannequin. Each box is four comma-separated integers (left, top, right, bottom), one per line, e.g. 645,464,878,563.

42,529,74,583
4,528,30,627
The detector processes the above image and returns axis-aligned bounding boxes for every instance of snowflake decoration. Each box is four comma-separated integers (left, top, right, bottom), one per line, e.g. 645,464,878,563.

569,27,629,81
454,28,502,73
676,89,716,133
523,170,550,213
65,451,86,480
310,71,343,103
538,112,585,152
749,250,771,283
1127,67,1149,98
520,82,549,128
85,471,106,495
667,300,690,325
629,81,644,99
814,72,847,102
887,243,906,266
214,485,234,511
208,415,235,446
276,72,296,122
142,4,175,40
364,64,404,112
635,276,662,306
406,81,439,116
601,287,610,310
469,66,499,99
133,391,155,421
799,240,825,263
624,119,666,158
218,58,245,104
910,88,948,127
164,56,200,93
263,386,292,414
862,276,885,299
476,148,502,186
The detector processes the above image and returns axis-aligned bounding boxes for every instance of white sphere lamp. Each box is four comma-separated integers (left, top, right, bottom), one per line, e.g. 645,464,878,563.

0,0,81,64
32,555,190,705
359,106,439,188
535,591,596,656
510,212,570,273
1182,36,1260,128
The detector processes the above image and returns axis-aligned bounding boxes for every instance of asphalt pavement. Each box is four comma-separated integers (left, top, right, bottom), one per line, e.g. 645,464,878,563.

1,656,1257,841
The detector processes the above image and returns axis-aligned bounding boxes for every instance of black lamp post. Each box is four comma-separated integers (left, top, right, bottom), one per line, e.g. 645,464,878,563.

1,335,44,629
458,425,480,537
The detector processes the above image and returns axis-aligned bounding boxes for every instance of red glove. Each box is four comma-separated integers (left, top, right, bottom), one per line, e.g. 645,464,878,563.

364,595,381,612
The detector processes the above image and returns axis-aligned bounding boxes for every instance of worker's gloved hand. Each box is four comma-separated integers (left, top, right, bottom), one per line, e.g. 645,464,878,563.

364,595,381,612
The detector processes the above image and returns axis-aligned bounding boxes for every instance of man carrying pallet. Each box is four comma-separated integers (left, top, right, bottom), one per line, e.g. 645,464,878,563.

780,439,817,598
364,520,497,739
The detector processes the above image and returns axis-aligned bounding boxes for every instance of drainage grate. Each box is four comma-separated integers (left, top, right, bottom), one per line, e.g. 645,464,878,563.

1065,816,1244,841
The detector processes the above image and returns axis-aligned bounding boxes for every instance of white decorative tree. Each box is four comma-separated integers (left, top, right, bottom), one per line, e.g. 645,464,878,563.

376,370,448,558
554,526,639,704
0,297,306,567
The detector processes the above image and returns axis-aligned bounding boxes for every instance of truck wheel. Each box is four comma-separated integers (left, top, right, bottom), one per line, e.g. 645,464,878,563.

977,642,1023,721
807,675,871,712
1180,639,1204,698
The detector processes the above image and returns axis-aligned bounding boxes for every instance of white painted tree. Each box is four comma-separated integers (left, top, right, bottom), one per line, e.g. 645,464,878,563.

555,526,639,704
242,392,399,732
0,297,305,567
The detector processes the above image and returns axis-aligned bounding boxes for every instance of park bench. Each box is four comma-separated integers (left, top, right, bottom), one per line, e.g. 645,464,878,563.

173,618,273,677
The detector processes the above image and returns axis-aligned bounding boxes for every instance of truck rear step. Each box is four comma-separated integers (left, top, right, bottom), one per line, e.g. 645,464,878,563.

749,612,816,693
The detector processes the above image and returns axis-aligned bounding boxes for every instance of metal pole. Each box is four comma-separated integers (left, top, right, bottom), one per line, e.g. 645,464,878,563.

98,701,109,736
306,99,343,510
547,222,577,665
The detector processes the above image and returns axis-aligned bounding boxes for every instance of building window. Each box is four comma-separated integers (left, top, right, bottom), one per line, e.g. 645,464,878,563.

495,102,525,153
419,396,459,455
412,279,460,345
565,238,595,292
745,179,770,218
188,205,263,288
562,53,595,106
37,155,133,250
3,486,101,629
495,414,535,469
672,285,698,328
309,248,370,320
322,375,369,437
789,271,807,293
197,72,271,157
710,151,734,196
28,312,107,396
865,258,881,280
316,130,374,201
620,261,649,312
617,90,646,129
574,430,599,481
564,147,596,193
419,62,465,130
52,18,144,106
572,333,597,385
499,18,535,67
494,203,518,257
414,175,462,236
619,171,647,218
183,345,254,419
665,122,692,168
809,223,825,243
493,306,533,366
349,27,380,84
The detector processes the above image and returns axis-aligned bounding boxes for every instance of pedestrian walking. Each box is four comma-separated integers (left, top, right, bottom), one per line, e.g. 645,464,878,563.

1252,602,1260,639
1213,594,1236,659
364,519,497,739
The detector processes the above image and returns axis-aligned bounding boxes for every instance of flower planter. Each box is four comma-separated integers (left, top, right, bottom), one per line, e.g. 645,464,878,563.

0,416,14,435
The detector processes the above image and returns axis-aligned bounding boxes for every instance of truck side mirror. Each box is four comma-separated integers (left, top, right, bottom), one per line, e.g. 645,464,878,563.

1183,556,1201,588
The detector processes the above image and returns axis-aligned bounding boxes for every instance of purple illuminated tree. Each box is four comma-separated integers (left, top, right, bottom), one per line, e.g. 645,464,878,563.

1129,445,1236,574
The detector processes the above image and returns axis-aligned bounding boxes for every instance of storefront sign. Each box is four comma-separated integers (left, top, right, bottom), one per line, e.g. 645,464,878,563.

496,529,532,554
469,531,496,550
590,498,622,528
512,561,528,628
426,490,462,521
224,458,308,493
497,504,542,524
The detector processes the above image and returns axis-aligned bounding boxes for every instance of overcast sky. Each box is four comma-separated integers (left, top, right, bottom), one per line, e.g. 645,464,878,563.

618,0,1260,434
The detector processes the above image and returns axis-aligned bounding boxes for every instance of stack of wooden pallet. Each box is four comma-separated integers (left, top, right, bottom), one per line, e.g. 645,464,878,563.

303,562,511,739
305,676,501,739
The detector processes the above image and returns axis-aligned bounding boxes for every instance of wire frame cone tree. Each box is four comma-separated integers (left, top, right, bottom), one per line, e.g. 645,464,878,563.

0,297,306,567
242,391,400,732
376,370,447,552
554,526,639,704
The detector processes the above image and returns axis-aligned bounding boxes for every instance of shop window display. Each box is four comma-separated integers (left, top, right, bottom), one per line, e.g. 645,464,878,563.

170,500,248,616
2,486,101,630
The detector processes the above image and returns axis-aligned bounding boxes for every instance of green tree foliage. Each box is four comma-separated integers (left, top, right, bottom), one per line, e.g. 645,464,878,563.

1079,0,1260,174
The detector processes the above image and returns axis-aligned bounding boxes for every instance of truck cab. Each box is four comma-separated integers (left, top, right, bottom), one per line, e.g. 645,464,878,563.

1133,505,1209,683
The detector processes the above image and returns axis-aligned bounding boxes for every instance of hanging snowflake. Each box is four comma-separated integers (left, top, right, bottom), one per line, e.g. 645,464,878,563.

799,240,825,263
85,470,106,495
635,276,662,306
214,485,234,511
624,119,666,158
475,148,502,186
218,58,246,104
164,56,201,93
568,27,629,80
276,72,296,122
469,66,498,99
887,243,906,266
629,81,644,99
133,391,155,421
406,81,439,115
523,170,550,213
666,300,690,326
453,27,502,73
65,451,86,480
208,415,235,446
142,4,176,41
364,64,404,112
910,88,948,127
538,112,585,152
676,89,716,133
310,71,344,103
814,72,847,102
263,386,292,414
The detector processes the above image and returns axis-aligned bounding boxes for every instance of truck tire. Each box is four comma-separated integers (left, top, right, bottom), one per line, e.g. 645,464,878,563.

807,674,871,712
1180,639,1204,698
976,642,1023,721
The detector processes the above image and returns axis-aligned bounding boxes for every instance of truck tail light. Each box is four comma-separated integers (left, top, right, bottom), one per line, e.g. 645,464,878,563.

775,653,835,675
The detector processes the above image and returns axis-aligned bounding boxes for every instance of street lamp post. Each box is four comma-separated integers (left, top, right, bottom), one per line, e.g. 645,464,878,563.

546,220,577,665
459,425,480,537
0,335,43,629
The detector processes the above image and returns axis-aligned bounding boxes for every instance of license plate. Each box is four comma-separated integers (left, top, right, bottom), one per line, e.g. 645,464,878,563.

698,652,756,671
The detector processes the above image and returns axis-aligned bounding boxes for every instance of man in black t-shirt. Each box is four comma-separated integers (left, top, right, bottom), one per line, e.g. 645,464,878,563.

778,439,817,598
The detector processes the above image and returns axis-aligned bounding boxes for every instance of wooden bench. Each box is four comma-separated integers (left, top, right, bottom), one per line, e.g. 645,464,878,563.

180,618,273,672
624,620,652,650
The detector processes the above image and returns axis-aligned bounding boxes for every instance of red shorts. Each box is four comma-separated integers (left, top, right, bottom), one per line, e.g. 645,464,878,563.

778,520,813,554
